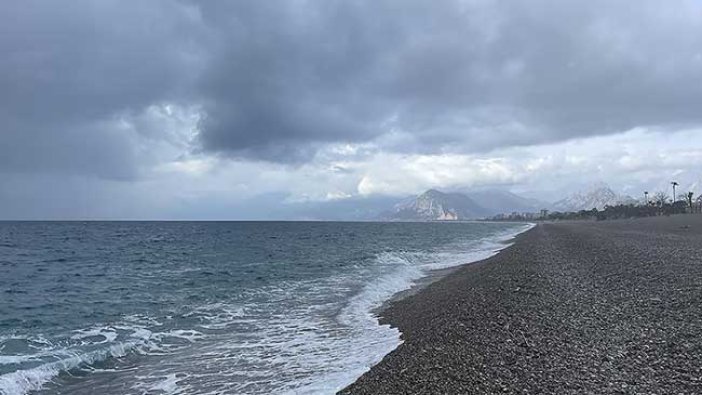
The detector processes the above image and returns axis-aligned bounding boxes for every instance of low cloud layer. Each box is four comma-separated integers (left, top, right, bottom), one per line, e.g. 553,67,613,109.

2,1,702,218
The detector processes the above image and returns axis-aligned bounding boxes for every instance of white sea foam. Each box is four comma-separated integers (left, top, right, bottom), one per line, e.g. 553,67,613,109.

144,373,183,394
0,362,57,395
0,340,140,395
71,327,119,344
0,322,181,395
152,330,205,344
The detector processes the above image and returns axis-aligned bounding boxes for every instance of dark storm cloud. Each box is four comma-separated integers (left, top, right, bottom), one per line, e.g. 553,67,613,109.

0,0,204,178
3,0,702,169
192,0,702,160
193,0,395,161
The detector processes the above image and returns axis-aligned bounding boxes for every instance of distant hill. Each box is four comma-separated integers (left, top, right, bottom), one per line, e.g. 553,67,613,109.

552,184,635,211
468,189,547,216
381,189,488,221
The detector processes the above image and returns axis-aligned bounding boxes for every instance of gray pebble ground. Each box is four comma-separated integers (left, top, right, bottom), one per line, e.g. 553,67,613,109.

340,215,702,394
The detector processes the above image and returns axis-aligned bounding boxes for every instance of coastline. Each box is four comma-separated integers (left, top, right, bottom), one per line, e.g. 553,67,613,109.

372,226,532,317
340,215,702,394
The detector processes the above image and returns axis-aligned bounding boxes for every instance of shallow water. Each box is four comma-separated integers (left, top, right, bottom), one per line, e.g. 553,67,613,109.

0,221,530,395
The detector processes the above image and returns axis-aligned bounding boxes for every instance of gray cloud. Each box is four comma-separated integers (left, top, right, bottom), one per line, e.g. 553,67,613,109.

3,0,702,171
190,0,702,161
0,0,203,178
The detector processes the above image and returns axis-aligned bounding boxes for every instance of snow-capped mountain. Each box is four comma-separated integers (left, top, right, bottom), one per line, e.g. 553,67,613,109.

382,189,488,221
552,184,635,211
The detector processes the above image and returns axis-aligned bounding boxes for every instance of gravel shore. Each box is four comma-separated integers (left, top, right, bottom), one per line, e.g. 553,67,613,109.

340,215,702,394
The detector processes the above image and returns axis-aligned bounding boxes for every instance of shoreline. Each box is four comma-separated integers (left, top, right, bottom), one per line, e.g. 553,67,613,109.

372,225,532,317
340,215,702,394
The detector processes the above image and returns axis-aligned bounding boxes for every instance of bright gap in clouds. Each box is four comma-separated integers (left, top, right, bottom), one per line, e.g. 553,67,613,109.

105,107,702,218
4,125,699,220
345,127,702,200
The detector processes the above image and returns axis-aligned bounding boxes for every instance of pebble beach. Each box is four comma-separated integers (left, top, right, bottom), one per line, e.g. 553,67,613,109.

341,215,702,394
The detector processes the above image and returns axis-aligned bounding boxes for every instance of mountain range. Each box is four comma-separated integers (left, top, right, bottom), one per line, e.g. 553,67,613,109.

380,189,547,221
379,183,639,221
278,183,647,221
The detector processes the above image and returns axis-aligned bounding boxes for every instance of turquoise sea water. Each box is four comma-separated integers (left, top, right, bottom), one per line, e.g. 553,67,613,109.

0,221,530,394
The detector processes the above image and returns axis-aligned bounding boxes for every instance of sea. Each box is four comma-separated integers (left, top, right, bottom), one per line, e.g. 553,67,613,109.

0,221,531,395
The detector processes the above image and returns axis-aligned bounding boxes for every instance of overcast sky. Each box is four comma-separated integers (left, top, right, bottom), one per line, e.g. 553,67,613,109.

2,0,702,219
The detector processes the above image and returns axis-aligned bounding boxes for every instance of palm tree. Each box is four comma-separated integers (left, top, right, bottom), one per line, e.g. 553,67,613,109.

654,191,670,207
671,181,679,203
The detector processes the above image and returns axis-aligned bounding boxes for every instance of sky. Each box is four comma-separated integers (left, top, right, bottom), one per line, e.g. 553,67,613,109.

2,0,702,219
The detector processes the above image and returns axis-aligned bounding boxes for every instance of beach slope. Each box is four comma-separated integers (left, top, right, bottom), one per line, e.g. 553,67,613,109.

341,215,702,394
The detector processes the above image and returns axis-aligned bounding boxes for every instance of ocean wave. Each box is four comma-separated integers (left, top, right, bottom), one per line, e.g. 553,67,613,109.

0,319,207,395
0,340,142,395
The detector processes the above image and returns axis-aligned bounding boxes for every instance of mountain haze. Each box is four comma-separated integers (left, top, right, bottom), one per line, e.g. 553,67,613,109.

468,190,546,216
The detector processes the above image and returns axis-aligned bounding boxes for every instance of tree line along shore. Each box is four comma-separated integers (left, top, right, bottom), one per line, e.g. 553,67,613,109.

490,189,702,222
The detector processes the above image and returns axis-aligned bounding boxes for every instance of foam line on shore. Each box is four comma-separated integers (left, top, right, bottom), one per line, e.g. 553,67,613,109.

317,222,535,393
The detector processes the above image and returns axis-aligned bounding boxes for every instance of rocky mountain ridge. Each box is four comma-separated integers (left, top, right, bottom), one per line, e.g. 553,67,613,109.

383,189,487,221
